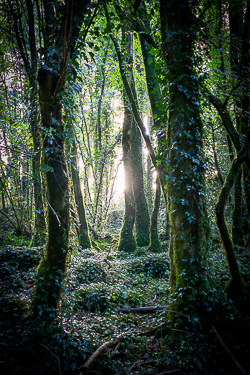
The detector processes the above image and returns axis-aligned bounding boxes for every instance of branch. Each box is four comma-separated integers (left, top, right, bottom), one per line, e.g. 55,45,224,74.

208,93,241,152
110,35,158,173
223,75,250,108
78,334,124,375
40,344,62,375
212,326,248,375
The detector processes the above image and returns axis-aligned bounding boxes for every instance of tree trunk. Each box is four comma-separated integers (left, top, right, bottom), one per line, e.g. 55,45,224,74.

160,0,208,298
30,97,46,246
215,144,249,301
70,132,91,249
229,1,245,248
148,176,161,253
118,100,136,253
118,31,136,252
139,27,169,245
126,30,150,247
32,68,69,317
131,118,150,247
232,171,244,247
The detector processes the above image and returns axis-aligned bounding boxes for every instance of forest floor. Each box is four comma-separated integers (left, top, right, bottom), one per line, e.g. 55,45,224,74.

0,227,250,375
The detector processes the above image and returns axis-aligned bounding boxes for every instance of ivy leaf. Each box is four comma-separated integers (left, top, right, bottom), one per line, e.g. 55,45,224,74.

41,164,54,173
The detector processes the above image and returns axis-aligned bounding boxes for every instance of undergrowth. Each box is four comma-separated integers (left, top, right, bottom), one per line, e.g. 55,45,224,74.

0,234,249,375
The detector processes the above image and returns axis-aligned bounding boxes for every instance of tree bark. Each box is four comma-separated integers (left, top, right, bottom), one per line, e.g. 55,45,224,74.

32,69,69,316
215,142,250,300
30,98,46,246
160,0,209,296
125,30,150,247
70,132,91,249
148,176,161,252
118,98,136,252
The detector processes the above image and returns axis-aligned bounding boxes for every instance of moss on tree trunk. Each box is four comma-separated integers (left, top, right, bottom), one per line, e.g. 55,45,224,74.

70,132,91,249
30,94,46,246
32,69,70,318
118,102,136,253
131,118,150,247
148,176,161,253
160,0,209,304
215,146,249,301
232,171,244,247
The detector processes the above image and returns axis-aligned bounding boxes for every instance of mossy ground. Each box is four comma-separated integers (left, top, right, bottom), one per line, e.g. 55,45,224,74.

0,230,249,375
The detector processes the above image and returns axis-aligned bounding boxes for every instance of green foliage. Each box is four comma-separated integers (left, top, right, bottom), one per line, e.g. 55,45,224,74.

127,255,169,279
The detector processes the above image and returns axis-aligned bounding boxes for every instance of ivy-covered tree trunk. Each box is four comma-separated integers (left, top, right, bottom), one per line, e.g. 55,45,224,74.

160,0,208,301
70,132,91,249
32,69,70,317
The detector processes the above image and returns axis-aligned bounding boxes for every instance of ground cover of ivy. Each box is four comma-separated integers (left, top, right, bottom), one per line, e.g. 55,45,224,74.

0,234,249,375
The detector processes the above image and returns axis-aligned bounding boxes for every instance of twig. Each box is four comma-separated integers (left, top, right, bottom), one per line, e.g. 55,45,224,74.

40,344,62,375
78,334,124,375
157,371,181,375
171,328,193,335
120,306,167,314
128,360,156,373
110,342,121,358
212,326,248,375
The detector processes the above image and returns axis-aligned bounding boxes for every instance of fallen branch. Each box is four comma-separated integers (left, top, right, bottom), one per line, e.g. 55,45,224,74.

78,333,124,375
212,326,248,375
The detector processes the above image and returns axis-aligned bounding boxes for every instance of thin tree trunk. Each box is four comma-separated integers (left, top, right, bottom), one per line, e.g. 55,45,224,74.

215,142,249,300
70,131,91,249
131,116,150,246
148,176,161,252
30,98,46,245
125,30,150,247
118,34,136,253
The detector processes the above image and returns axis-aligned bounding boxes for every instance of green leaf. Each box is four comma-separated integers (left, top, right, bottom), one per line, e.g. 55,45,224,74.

41,164,54,173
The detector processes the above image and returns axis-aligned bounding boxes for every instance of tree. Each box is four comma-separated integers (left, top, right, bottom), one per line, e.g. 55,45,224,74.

160,0,209,311
118,29,137,253
1,0,97,317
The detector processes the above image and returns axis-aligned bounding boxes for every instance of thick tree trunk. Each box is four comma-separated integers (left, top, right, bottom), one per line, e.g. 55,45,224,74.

70,133,91,249
32,69,69,317
160,0,208,297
